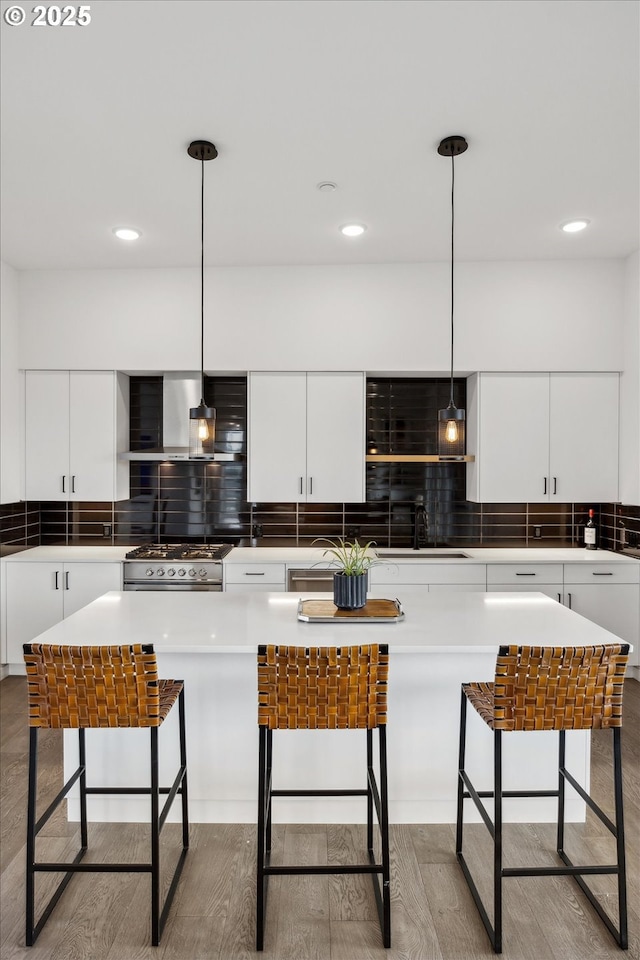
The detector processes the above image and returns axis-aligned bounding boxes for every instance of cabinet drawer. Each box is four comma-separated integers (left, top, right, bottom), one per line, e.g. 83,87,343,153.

563,563,640,585
487,564,563,585
225,563,286,585
370,563,485,585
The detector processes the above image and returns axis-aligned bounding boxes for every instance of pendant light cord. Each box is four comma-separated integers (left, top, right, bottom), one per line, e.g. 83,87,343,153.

449,152,455,406
200,153,205,403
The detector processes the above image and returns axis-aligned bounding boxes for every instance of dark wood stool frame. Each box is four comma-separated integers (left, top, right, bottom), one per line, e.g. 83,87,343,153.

24,642,189,947
256,643,390,951
456,643,629,954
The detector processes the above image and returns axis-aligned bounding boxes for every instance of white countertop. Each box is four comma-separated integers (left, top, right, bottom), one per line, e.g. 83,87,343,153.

225,546,639,565
2,545,134,562
28,589,631,655
3,544,638,566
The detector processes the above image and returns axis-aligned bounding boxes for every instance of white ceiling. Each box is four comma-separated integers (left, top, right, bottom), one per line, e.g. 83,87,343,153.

1,0,638,270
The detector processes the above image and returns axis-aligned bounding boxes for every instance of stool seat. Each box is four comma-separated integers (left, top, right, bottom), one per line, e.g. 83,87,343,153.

456,643,629,954
23,642,189,947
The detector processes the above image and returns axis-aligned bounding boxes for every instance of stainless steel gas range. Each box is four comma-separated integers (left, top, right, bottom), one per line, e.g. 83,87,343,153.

123,543,233,591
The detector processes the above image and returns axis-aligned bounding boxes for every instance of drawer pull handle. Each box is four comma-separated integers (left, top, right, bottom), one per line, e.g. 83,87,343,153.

592,572,613,576
245,572,265,576
515,572,536,576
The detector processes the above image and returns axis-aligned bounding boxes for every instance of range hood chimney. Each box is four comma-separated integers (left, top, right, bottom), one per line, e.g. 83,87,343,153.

124,373,236,462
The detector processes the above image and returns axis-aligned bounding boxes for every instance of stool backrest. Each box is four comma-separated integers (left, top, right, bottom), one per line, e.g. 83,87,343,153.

23,643,162,728
258,644,389,730
494,644,629,731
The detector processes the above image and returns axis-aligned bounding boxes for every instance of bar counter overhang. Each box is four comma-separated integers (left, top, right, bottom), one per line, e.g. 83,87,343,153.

25,590,633,825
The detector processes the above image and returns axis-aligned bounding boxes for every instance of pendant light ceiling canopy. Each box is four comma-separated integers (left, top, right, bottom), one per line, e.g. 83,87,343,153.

437,135,468,459
188,139,218,459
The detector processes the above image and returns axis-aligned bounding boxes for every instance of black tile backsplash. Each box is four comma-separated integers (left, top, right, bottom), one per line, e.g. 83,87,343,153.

3,374,638,551
0,501,39,551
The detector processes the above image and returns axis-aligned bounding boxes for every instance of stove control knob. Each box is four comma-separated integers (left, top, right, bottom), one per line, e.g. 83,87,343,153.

198,568,207,578
146,568,154,577
178,568,186,577
156,568,165,577
167,568,176,577
188,568,197,577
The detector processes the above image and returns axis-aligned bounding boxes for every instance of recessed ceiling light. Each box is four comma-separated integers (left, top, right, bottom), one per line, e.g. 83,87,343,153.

317,181,337,192
340,223,367,237
113,227,141,241
560,219,590,233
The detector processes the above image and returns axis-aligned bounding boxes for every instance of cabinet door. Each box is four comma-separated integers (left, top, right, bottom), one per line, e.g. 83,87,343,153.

564,584,638,657
306,373,365,503
25,371,70,500
62,562,122,617
470,373,549,503
248,373,307,502
69,372,117,501
5,563,64,662
549,373,619,502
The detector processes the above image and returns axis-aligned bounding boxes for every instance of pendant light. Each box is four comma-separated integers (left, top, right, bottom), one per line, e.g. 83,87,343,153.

187,139,218,459
437,135,468,459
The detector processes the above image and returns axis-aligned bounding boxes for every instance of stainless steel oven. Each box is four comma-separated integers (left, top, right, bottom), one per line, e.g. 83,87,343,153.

123,544,232,592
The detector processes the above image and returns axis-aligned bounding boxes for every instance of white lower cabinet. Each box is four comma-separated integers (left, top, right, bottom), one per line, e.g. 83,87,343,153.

5,561,122,663
224,562,286,593
562,563,640,667
486,564,564,603
370,563,486,595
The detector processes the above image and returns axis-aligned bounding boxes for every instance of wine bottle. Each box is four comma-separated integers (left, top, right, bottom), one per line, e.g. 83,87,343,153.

584,508,597,550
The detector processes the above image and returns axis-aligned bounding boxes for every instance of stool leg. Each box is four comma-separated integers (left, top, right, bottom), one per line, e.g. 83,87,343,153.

494,729,503,954
379,725,391,948
256,725,268,951
178,688,189,850
613,728,628,949
557,730,566,855
366,729,374,854
150,726,160,947
25,728,38,946
78,729,88,849
265,727,273,856
455,687,467,856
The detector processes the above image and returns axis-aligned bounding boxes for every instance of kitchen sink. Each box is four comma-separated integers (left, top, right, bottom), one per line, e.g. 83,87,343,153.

376,551,470,559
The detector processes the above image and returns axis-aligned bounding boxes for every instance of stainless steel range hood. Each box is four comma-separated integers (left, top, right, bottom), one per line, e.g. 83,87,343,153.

123,373,237,462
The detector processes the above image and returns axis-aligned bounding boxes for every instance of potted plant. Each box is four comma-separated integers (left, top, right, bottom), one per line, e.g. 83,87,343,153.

313,537,378,610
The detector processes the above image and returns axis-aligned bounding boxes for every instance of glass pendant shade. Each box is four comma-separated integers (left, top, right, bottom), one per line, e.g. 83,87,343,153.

438,402,465,458
189,402,216,458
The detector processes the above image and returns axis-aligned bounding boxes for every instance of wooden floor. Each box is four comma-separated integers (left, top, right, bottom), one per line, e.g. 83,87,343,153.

1,675,638,960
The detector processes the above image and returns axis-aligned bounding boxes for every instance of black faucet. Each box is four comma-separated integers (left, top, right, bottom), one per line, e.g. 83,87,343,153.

413,500,429,550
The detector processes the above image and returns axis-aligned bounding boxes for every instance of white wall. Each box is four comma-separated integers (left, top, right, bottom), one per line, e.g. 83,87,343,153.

18,260,624,373
619,250,640,503
1,262,22,504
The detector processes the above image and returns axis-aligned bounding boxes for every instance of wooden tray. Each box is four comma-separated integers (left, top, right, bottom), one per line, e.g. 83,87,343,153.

297,598,404,623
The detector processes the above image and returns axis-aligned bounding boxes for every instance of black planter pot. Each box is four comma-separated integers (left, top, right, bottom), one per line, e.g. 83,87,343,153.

333,572,368,610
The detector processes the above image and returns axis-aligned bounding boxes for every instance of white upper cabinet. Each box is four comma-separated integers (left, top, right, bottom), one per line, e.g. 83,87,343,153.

25,371,129,502
467,372,619,503
248,372,365,503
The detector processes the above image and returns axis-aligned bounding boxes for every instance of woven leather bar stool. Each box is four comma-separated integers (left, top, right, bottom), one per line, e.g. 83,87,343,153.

456,643,629,954
23,642,189,947
256,643,390,951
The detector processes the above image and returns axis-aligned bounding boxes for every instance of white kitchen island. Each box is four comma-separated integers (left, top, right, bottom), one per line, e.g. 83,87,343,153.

26,589,631,826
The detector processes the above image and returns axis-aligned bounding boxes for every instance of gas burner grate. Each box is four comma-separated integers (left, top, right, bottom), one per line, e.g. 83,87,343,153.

125,543,233,561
